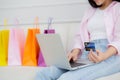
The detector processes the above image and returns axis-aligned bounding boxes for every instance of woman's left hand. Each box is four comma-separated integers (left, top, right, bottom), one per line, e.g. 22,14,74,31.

88,50,106,63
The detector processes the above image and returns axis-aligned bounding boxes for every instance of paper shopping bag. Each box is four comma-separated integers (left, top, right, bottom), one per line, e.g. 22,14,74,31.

22,28,40,66
0,30,9,66
38,50,46,67
16,29,25,61
8,28,25,65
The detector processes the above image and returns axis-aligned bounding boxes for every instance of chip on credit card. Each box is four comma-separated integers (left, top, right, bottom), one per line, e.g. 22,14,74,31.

84,42,95,51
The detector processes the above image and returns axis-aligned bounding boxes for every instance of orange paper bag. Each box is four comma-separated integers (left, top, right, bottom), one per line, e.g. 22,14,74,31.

22,28,40,66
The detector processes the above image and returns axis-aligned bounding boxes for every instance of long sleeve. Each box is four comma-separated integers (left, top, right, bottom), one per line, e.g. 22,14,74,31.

108,13,120,55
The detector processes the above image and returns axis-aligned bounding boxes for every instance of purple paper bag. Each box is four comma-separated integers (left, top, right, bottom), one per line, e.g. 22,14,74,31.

38,51,46,67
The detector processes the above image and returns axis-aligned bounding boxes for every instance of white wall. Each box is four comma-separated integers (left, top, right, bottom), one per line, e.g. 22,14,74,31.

0,0,89,26
0,0,90,53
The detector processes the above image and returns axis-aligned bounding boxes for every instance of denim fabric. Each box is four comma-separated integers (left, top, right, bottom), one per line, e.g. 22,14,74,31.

35,39,120,80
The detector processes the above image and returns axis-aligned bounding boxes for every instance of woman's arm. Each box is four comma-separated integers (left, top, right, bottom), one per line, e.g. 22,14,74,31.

88,9,120,63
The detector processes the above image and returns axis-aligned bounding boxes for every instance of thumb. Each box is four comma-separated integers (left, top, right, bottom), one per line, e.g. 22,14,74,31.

96,50,101,55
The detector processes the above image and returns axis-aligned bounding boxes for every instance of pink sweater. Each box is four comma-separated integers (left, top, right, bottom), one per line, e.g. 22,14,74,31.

73,1,120,55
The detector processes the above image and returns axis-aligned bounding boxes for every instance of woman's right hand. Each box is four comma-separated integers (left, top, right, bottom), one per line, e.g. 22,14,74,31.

68,49,81,62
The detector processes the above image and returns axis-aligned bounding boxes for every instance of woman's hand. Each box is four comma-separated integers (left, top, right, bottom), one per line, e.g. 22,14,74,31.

68,49,81,62
88,50,106,63
88,46,117,63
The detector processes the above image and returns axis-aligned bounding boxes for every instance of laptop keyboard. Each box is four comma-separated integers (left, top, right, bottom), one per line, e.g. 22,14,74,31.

70,61,86,68
71,62,86,68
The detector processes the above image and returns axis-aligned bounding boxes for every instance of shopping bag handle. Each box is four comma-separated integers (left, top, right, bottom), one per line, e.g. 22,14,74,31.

34,16,39,29
4,18,8,27
48,17,53,30
15,18,19,27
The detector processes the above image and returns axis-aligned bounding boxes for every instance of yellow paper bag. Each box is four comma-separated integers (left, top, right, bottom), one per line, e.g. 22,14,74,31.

0,30,9,66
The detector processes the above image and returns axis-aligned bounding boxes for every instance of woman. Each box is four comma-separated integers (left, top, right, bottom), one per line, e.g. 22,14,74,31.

35,0,120,80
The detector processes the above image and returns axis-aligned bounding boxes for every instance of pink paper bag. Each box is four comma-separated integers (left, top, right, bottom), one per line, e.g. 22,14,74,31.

8,28,25,65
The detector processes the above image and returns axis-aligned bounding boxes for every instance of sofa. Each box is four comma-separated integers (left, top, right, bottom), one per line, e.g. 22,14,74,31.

0,24,120,80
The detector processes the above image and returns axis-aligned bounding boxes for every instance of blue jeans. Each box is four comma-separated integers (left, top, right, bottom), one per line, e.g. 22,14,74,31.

35,39,120,80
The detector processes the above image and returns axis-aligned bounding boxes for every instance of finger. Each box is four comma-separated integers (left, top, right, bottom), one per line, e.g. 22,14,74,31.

96,50,101,56
95,50,99,55
89,50,97,61
89,53,95,62
73,56,78,62
68,54,72,61
90,53,98,63
91,52,99,61
88,53,92,61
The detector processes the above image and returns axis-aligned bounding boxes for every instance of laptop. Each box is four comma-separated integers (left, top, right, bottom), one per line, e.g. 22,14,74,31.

36,34,93,70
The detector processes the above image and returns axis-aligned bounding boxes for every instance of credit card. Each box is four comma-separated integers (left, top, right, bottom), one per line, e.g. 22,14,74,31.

84,42,95,51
